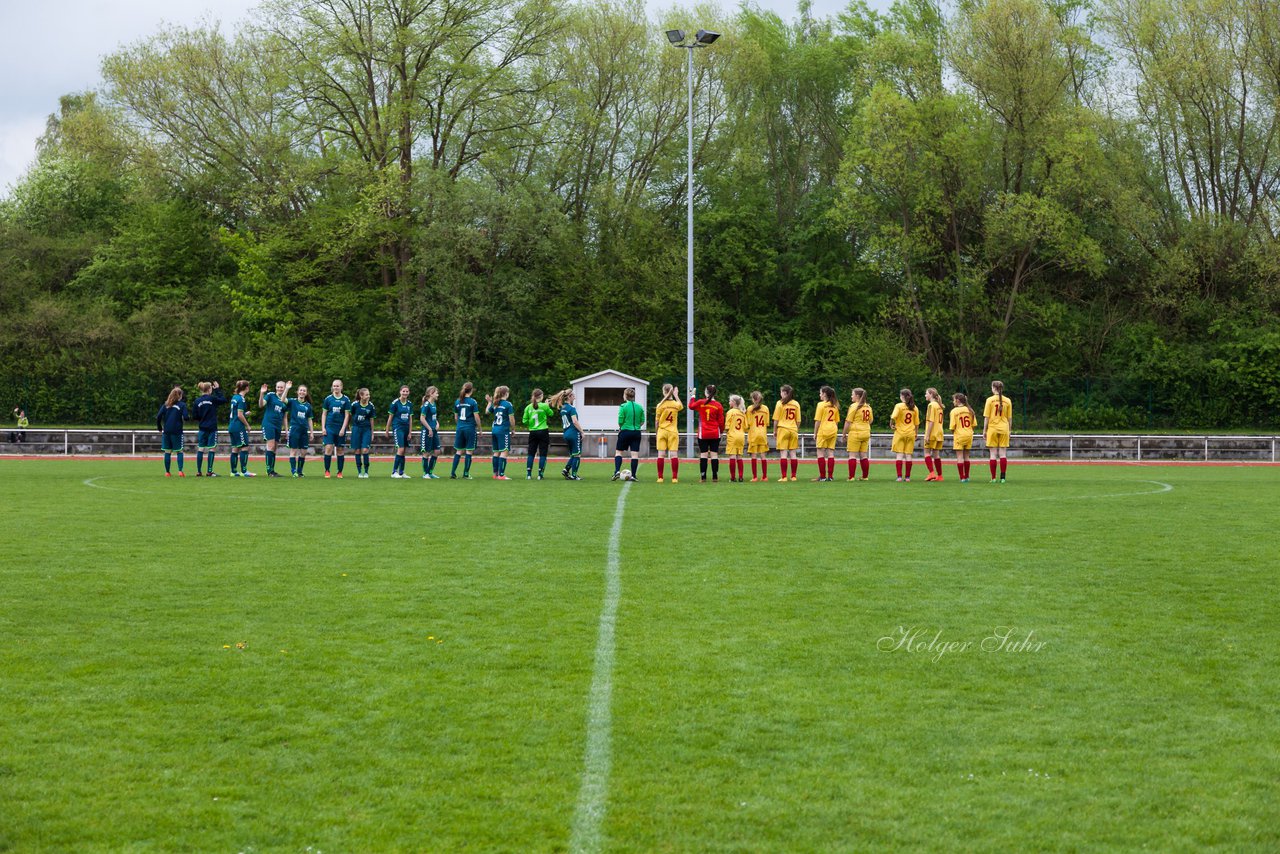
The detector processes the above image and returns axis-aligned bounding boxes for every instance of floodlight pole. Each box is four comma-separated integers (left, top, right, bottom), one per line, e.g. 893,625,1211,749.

685,44,695,459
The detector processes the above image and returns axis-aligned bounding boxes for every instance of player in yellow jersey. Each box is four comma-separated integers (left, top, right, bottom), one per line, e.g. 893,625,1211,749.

724,395,747,482
654,383,683,482
745,391,771,481
982,379,1013,482
772,385,801,481
812,385,840,481
923,387,946,482
949,392,976,483
889,388,920,482
843,387,872,481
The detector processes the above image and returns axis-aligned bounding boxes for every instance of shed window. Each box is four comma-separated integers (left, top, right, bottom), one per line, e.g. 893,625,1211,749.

584,387,633,406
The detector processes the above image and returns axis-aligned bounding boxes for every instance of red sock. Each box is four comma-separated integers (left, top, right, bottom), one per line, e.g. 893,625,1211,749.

924,456,934,475
861,458,869,478
824,458,831,478
990,459,998,478
790,459,798,478
762,461,768,478
966,461,972,479
735,459,742,479
848,459,856,478
905,460,913,478
1000,457,1007,477
895,460,903,478
657,458,664,478
751,459,758,478
672,458,680,477
936,458,944,476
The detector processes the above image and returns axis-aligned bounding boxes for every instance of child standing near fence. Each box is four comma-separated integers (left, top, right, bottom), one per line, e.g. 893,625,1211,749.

983,380,1013,483
844,388,872,481
724,395,747,482
950,393,975,482
156,387,190,477
349,389,376,478
889,389,920,482
228,381,255,477
523,389,554,480
773,386,801,482
193,381,226,477
486,386,514,480
923,388,945,482
746,391,770,482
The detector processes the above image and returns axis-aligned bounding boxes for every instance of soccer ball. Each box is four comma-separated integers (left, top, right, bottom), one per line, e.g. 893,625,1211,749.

620,469,634,481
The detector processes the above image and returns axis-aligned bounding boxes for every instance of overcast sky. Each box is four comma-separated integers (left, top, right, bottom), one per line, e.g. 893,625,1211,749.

0,0,869,196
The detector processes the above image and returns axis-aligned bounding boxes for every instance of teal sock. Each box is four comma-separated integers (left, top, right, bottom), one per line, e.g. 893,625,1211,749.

299,457,306,474
266,451,275,472
337,455,344,473
452,453,460,475
423,457,430,474
230,452,239,473
176,452,184,472
207,452,215,473
241,450,250,472
500,457,507,476
463,455,472,475
290,457,297,474
164,452,171,473
197,451,204,471
324,453,332,472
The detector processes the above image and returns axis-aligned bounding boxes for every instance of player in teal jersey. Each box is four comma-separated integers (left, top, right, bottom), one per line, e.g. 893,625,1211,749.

522,388,554,479
259,380,291,477
450,381,482,479
419,385,442,478
155,386,190,476
484,385,515,480
321,379,352,479
349,388,376,477
284,385,315,476
227,380,256,476
385,385,414,478
549,388,584,480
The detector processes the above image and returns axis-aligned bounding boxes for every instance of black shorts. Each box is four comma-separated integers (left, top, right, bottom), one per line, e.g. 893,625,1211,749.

616,429,642,453
527,429,550,455
698,437,721,454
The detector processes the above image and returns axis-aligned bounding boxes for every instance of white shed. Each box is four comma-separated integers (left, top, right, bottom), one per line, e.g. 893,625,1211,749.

571,370,650,431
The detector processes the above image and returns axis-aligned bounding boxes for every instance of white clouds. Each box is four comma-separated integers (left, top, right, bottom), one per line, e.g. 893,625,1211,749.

0,0,260,194
0,115,47,197
0,0,870,195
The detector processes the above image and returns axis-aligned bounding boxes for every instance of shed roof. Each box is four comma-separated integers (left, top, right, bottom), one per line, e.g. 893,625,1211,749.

571,369,650,386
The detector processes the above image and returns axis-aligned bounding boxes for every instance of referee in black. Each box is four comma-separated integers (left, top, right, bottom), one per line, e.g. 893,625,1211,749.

613,387,646,481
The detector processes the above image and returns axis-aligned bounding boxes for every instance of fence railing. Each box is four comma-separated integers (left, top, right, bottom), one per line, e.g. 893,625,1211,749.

2,429,1277,462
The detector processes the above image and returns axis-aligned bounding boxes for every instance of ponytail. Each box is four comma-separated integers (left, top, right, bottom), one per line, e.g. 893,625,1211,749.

749,390,764,414
458,381,474,402
164,387,184,407
992,380,1005,416
530,388,544,405
900,388,914,411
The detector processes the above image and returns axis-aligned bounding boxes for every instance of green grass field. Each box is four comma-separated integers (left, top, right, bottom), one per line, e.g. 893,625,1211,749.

2,458,1277,852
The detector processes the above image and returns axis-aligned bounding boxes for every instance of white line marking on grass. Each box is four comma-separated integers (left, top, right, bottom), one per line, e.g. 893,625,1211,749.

961,479,1174,505
82,477,104,488
570,481,630,854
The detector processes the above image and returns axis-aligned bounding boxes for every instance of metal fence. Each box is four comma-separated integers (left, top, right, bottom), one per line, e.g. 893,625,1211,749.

2,429,1277,462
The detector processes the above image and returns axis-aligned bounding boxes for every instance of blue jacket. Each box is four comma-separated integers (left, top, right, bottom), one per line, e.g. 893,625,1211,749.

194,389,227,431
156,402,190,433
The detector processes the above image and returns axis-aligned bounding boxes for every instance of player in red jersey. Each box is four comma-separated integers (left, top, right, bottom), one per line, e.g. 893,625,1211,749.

688,385,726,482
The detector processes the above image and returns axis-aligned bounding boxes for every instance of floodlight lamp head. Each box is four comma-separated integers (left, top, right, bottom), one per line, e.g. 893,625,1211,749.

695,29,720,45
666,29,686,45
